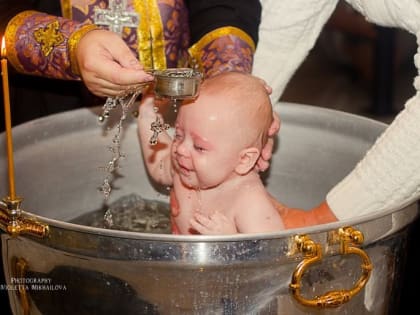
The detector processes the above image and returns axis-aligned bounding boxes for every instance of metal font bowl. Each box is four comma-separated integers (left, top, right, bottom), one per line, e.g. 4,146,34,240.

0,103,417,314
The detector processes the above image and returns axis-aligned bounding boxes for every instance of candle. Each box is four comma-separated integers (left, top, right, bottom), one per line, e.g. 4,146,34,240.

1,35,16,200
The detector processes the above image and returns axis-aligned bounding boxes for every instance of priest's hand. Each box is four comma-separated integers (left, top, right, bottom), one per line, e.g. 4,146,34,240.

75,29,154,97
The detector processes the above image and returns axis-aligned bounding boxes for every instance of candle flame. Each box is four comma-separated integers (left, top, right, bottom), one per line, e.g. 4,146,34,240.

1,36,6,58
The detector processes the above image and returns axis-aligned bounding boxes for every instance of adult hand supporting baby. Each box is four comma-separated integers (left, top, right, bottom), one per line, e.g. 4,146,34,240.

257,111,280,172
255,78,280,172
75,29,154,97
275,200,338,229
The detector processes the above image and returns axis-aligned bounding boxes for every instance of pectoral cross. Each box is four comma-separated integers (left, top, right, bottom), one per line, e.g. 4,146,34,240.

94,0,139,35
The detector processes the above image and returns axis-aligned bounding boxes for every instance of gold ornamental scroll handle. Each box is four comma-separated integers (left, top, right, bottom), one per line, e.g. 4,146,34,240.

0,197,49,238
289,226,373,308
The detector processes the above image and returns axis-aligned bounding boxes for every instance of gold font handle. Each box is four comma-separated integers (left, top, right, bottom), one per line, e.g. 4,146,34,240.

289,227,373,308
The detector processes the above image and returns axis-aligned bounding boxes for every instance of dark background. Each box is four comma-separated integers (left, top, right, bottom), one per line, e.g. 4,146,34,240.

0,2,96,315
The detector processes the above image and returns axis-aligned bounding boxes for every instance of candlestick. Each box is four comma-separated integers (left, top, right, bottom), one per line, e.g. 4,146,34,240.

1,36,17,200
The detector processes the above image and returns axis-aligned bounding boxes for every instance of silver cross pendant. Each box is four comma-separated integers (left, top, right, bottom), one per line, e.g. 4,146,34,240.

149,116,170,145
94,0,139,35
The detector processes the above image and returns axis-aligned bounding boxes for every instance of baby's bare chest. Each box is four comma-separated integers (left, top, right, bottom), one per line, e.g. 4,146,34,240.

173,179,236,219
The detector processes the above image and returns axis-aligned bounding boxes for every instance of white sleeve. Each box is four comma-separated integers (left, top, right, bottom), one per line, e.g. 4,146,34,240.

328,0,420,220
344,0,420,32
252,0,339,103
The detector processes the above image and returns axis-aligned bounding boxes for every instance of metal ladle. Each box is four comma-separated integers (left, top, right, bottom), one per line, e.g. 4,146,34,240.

99,67,202,121
152,68,202,108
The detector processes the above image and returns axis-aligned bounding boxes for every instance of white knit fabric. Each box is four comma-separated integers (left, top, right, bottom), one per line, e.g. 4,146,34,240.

253,0,339,103
327,95,420,219
253,0,420,220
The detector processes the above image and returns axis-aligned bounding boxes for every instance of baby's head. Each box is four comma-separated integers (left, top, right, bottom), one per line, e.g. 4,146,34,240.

175,72,274,177
187,71,273,150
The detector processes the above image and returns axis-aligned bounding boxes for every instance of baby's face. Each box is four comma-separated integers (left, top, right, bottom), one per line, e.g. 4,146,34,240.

171,93,244,189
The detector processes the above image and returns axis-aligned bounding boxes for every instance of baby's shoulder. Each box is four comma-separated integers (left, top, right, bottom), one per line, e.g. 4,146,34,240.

233,187,275,212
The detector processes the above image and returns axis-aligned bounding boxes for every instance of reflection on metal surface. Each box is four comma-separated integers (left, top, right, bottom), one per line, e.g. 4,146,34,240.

290,227,372,308
0,197,49,238
0,104,415,314
153,68,202,100
12,257,30,315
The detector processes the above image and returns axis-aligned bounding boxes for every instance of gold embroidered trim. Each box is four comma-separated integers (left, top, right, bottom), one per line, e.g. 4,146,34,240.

188,26,256,70
4,10,37,73
148,0,165,70
60,0,73,19
68,24,99,76
133,0,166,70
33,20,65,57
133,1,151,68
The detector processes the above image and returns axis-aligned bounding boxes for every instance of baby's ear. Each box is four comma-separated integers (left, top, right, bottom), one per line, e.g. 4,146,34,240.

235,147,260,175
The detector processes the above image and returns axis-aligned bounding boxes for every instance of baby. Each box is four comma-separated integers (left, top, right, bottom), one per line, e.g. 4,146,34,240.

137,71,285,234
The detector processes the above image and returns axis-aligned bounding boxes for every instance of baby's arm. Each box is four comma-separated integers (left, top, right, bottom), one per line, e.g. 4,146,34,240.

137,94,174,186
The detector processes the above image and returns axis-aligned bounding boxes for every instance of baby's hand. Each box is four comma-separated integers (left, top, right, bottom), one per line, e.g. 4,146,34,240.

190,211,237,235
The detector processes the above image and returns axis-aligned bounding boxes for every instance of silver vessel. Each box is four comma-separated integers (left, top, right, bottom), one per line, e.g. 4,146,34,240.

0,103,417,314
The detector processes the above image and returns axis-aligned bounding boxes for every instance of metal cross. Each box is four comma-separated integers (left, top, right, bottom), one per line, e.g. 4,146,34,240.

94,0,139,35
150,116,170,145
